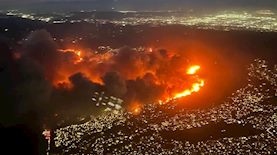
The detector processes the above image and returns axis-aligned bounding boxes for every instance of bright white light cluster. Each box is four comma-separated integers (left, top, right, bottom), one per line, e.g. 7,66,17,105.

91,91,123,111
111,11,277,32
54,59,277,154
5,10,277,32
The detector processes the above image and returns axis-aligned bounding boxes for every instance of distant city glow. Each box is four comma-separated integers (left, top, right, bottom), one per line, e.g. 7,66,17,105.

4,10,277,32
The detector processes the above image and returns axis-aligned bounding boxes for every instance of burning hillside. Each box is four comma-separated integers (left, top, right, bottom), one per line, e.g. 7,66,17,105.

54,48,206,106
2,29,243,127
21,30,206,108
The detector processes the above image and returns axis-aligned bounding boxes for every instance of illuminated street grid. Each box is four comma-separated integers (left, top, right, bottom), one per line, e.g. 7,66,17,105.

112,11,277,32
54,59,277,154
3,10,277,32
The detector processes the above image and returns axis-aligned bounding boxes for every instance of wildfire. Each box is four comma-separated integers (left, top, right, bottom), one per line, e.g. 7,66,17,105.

186,65,200,75
173,79,204,99
129,102,143,115
59,49,84,64
162,65,205,103
54,47,205,107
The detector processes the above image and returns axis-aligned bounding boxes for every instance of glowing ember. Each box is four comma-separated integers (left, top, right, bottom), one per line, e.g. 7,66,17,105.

134,108,140,113
129,102,143,115
186,65,200,75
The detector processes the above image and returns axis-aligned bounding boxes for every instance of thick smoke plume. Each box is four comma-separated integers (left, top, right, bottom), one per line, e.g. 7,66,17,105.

102,71,127,97
1,29,200,127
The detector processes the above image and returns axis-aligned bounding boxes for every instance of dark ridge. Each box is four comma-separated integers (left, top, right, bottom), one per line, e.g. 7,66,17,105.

160,121,263,143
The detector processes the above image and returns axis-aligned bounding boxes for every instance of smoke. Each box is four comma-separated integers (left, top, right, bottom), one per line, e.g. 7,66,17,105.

102,71,127,97
51,73,103,114
93,46,183,103
95,46,172,80
125,73,166,104
0,39,18,125
15,58,52,114
0,30,56,127
0,29,196,127
22,29,61,81
110,47,149,79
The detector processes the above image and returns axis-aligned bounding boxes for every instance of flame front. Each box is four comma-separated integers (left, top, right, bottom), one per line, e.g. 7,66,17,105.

163,65,205,103
186,65,200,75
173,79,204,99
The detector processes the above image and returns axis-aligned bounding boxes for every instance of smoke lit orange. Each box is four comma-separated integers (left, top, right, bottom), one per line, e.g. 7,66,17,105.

129,102,143,115
59,49,84,64
163,65,205,103
53,47,205,106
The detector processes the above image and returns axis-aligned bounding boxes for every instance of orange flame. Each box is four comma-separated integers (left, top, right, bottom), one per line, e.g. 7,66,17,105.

186,65,200,75
173,79,204,99
162,65,205,103
53,48,104,87
173,65,204,99
59,49,84,64
129,102,143,115
54,47,205,106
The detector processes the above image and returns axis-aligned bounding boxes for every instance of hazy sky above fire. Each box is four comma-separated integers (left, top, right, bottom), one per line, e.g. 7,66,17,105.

1,0,276,11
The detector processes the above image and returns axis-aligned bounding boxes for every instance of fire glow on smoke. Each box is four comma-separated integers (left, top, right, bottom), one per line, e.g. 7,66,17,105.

54,48,205,109
134,65,204,114
162,65,205,103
